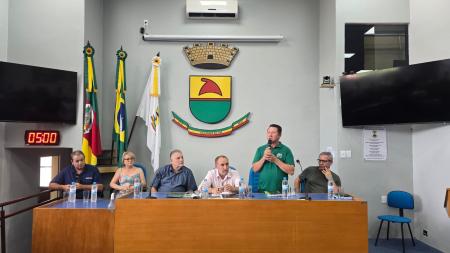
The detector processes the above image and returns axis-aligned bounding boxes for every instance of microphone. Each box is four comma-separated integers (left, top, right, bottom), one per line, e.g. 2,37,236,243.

295,159,303,172
267,139,273,149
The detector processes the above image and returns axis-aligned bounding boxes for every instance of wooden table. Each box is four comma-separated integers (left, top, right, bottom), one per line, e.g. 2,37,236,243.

32,200,114,253
114,196,367,253
32,194,367,253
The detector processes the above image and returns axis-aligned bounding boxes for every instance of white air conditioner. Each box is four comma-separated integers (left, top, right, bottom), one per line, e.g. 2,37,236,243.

186,0,238,19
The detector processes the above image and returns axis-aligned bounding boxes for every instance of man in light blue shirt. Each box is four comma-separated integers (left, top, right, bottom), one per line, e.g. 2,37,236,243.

150,149,197,193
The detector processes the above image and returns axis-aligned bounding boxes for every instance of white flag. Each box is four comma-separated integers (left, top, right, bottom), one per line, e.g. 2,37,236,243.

137,55,161,171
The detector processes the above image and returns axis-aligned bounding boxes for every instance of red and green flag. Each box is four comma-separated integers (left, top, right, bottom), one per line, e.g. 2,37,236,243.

82,42,102,165
113,47,128,166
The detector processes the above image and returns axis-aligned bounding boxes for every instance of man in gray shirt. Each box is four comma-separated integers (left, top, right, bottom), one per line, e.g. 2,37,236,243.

151,149,198,193
294,152,341,193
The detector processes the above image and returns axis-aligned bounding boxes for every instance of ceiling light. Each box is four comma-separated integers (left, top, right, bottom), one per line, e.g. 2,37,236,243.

365,27,375,35
345,53,355,59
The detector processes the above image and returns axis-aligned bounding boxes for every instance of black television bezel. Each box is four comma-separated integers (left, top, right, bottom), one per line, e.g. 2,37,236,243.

340,59,450,127
0,61,78,124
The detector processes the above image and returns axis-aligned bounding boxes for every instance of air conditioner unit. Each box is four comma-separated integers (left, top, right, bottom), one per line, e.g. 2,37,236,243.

186,0,238,19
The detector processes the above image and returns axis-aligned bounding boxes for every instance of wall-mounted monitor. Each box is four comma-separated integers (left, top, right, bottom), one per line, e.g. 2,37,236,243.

340,59,450,127
0,61,77,124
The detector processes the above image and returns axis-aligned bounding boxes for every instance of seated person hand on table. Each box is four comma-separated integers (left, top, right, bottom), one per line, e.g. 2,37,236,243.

294,152,341,193
150,149,197,193
49,150,103,198
198,155,240,194
110,151,146,193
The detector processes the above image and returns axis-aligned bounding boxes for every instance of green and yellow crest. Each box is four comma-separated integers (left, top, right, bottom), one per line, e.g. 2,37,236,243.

189,76,231,124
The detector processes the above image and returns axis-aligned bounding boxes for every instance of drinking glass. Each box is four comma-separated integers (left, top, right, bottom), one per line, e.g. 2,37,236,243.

83,190,90,203
246,185,253,198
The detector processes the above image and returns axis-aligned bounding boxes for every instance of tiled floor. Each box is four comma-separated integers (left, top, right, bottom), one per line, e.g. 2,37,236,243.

369,239,444,253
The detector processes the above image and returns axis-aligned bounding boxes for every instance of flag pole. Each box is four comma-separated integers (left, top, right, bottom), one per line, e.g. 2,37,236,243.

127,116,139,147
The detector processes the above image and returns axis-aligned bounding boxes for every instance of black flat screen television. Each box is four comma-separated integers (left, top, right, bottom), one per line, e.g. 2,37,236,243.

0,61,77,124
340,58,450,127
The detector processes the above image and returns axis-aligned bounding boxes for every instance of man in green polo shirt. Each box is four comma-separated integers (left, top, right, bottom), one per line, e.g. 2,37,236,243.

252,124,295,193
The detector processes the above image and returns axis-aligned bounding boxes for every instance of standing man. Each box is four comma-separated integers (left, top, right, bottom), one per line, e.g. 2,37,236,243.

252,124,295,193
198,155,241,194
294,151,341,193
151,149,197,193
49,150,103,198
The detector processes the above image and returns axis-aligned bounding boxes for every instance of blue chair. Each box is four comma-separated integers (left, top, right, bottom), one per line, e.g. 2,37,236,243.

133,162,148,179
375,191,416,253
248,168,259,193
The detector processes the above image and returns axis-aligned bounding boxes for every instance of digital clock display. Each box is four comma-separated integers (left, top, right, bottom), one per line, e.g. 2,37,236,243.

24,130,60,145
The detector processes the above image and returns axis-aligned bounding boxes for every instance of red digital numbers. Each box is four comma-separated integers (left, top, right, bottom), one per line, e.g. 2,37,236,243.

25,130,60,145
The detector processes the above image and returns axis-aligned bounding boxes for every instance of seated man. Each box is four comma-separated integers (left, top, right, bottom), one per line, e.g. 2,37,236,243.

294,152,341,193
49,150,103,198
151,149,197,193
198,155,240,194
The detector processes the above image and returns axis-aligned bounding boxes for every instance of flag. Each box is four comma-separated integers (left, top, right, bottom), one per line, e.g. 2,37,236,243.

82,42,102,165
137,55,161,171
113,47,128,166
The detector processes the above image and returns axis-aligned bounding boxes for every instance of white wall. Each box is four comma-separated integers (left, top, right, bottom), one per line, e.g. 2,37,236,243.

2,1,85,252
5,0,85,149
335,0,413,238
0,0,7,60
410,1,450,252
101,0,320,184
0,0,8,202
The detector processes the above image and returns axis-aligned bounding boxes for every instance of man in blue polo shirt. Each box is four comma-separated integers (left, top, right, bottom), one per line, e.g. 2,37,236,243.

49,150,103,198
151,149,197,193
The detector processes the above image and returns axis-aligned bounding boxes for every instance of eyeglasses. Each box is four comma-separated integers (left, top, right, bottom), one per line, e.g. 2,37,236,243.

123,158,135,161
317,159,332,163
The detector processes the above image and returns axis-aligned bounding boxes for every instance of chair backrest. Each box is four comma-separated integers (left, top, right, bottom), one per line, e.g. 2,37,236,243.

248,168,259,193
133,162,148,179
300,178,306,193
387,191,414,210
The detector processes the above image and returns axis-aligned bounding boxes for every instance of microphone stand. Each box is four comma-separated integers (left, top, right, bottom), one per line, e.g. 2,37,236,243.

296,159,311,200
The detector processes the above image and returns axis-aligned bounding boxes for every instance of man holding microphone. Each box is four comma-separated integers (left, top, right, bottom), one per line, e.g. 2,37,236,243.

252,124,295,193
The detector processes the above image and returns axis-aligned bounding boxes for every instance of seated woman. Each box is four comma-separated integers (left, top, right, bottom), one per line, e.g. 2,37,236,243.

110,151,146,194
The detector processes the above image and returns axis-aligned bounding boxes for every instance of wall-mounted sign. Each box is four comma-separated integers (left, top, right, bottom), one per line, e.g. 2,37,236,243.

189,75,231,124
172,74,250,138
24,130,60,145
363,128,387,161
184,42,238,69
172,112,250,138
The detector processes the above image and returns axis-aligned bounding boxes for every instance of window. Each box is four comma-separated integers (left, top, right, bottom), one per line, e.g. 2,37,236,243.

345,24,408,73
39,156,53,187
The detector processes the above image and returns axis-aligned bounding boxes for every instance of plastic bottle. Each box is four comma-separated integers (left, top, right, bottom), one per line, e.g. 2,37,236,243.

68,182,76,203
327,180,334,200
133,177,141,198
90,182,98,202
239,177,245,199
282,177,288,199
201,179,208,199
108,193,115,209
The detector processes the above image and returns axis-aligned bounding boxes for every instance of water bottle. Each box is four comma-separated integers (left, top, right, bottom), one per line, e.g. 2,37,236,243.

133,177,141,198
90,182,98,202
201,179,208,199
68,182,76,203
327,180,334,200
239,177,245,199
108,193,115,209
282,177,288,199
